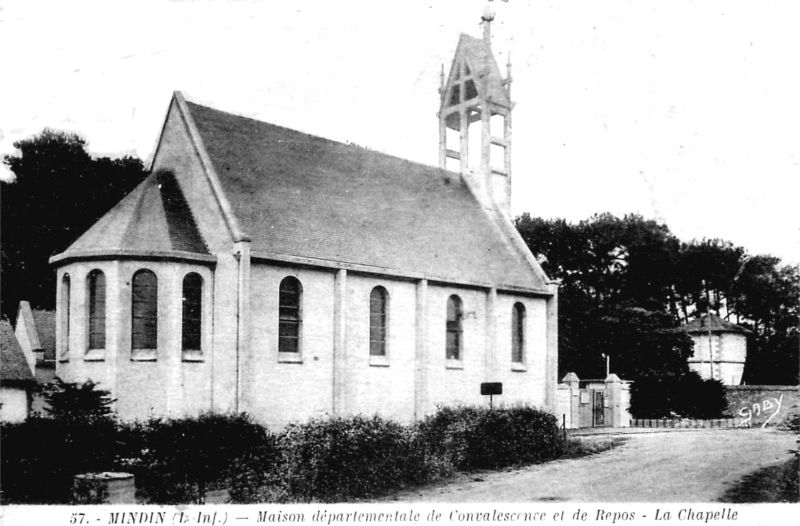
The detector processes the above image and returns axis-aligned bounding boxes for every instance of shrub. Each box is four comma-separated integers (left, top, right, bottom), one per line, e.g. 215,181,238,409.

1,380,121,503
42,378,116,425
1,405,575,504
630,372,728,419
278,415,424,502
418,405,565,471
125,412,278,504
0,416,120,503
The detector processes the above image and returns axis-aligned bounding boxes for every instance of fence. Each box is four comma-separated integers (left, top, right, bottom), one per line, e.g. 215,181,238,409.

630,418,739,429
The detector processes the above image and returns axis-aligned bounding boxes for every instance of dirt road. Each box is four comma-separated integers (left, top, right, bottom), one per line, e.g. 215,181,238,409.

382,428,796,502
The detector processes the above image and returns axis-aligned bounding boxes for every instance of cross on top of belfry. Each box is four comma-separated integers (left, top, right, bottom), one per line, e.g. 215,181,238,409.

481,5,496,45
481,0,508,45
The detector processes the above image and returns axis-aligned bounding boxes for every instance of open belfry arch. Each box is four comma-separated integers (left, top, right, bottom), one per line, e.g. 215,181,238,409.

439,8,513,216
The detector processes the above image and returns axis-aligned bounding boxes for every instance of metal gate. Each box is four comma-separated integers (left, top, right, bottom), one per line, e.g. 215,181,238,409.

592,390,605,427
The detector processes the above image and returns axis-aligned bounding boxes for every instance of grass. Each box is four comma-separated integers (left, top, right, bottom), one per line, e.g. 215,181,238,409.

371,436,624,502
563,436,627,458
719,455,799,503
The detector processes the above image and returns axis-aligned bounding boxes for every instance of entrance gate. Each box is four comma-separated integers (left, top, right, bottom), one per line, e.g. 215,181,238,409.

592,390,605,427
556,373,631,429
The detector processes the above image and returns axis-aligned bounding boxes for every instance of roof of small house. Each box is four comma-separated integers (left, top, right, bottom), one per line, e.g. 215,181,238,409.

53,94,550,292
1,319,35,385
31,309,56,361
16,302,56,361
680,314,751,335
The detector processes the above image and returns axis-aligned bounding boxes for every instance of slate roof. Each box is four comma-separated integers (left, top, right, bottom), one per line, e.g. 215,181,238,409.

456,34,510,108
31,309,56,362
1,319,34,385
186,101,547,291
55,170,209,260
681,314,751,335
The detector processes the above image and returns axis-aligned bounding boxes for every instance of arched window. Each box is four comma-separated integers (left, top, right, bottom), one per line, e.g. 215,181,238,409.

278,276,302,353
132,270,158,350
369,286,389,356
87,270,106,350
182,273,203,351
446,295,463,360
60,273,71,360
512,302,526,364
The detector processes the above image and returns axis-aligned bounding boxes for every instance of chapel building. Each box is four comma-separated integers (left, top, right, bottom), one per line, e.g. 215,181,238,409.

50,15,559,427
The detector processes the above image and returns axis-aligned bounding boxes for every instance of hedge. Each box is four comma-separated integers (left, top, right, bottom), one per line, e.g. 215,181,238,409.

121,413,279,504
418,405,565,471
629,372,729,419
2,405,568,504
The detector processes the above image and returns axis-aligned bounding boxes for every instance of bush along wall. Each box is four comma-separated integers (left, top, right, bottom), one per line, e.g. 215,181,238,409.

122,413,279,504
277,416,427,502
418,405,566,472
629,372,729,419
1,404,567,504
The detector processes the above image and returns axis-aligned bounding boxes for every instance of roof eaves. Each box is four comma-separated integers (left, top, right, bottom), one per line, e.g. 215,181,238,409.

250,249,553,296
50,249,217,266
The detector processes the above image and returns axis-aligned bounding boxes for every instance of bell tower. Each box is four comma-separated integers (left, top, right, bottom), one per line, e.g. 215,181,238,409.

439,7,513,216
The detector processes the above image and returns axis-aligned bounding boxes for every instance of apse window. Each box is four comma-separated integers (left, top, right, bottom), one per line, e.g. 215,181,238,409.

131,269,158,361
86,269,106,360
182,272,204,360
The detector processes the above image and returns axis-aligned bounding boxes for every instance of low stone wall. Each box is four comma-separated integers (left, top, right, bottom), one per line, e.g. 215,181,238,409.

725,385,799,427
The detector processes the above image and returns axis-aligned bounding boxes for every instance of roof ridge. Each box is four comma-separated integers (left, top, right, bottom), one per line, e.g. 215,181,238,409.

184,99,465,183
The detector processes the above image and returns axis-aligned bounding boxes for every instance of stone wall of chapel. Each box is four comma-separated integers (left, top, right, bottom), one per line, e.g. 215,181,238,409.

55,260,215,421
494,293,549,409
343,276,417,423
245,264,336,429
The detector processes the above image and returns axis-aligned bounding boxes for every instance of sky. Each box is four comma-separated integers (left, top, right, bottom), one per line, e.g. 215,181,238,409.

1,0,798,265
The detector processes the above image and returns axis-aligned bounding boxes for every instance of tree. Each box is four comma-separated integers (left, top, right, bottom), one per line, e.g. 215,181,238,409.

516,213,689,380
43,378,116,425
515,213,799,385
1,129,148,320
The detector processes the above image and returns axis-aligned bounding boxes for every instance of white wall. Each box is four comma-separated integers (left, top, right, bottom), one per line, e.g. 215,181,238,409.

245,264,336,428
688,332,746,385
0,388,29,423
343,276,417,422
56,257,553,427
56,260,215,421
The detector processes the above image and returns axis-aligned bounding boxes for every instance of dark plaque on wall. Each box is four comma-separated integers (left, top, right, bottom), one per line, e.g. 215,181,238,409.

480,382,503,396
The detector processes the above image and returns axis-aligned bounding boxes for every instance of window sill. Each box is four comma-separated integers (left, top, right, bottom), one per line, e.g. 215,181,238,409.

511,363,527,372
278,352,303,364
446,359,464,370
131,349,157,362
84,349,105,362
182,350,204,363
369,355,390,367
